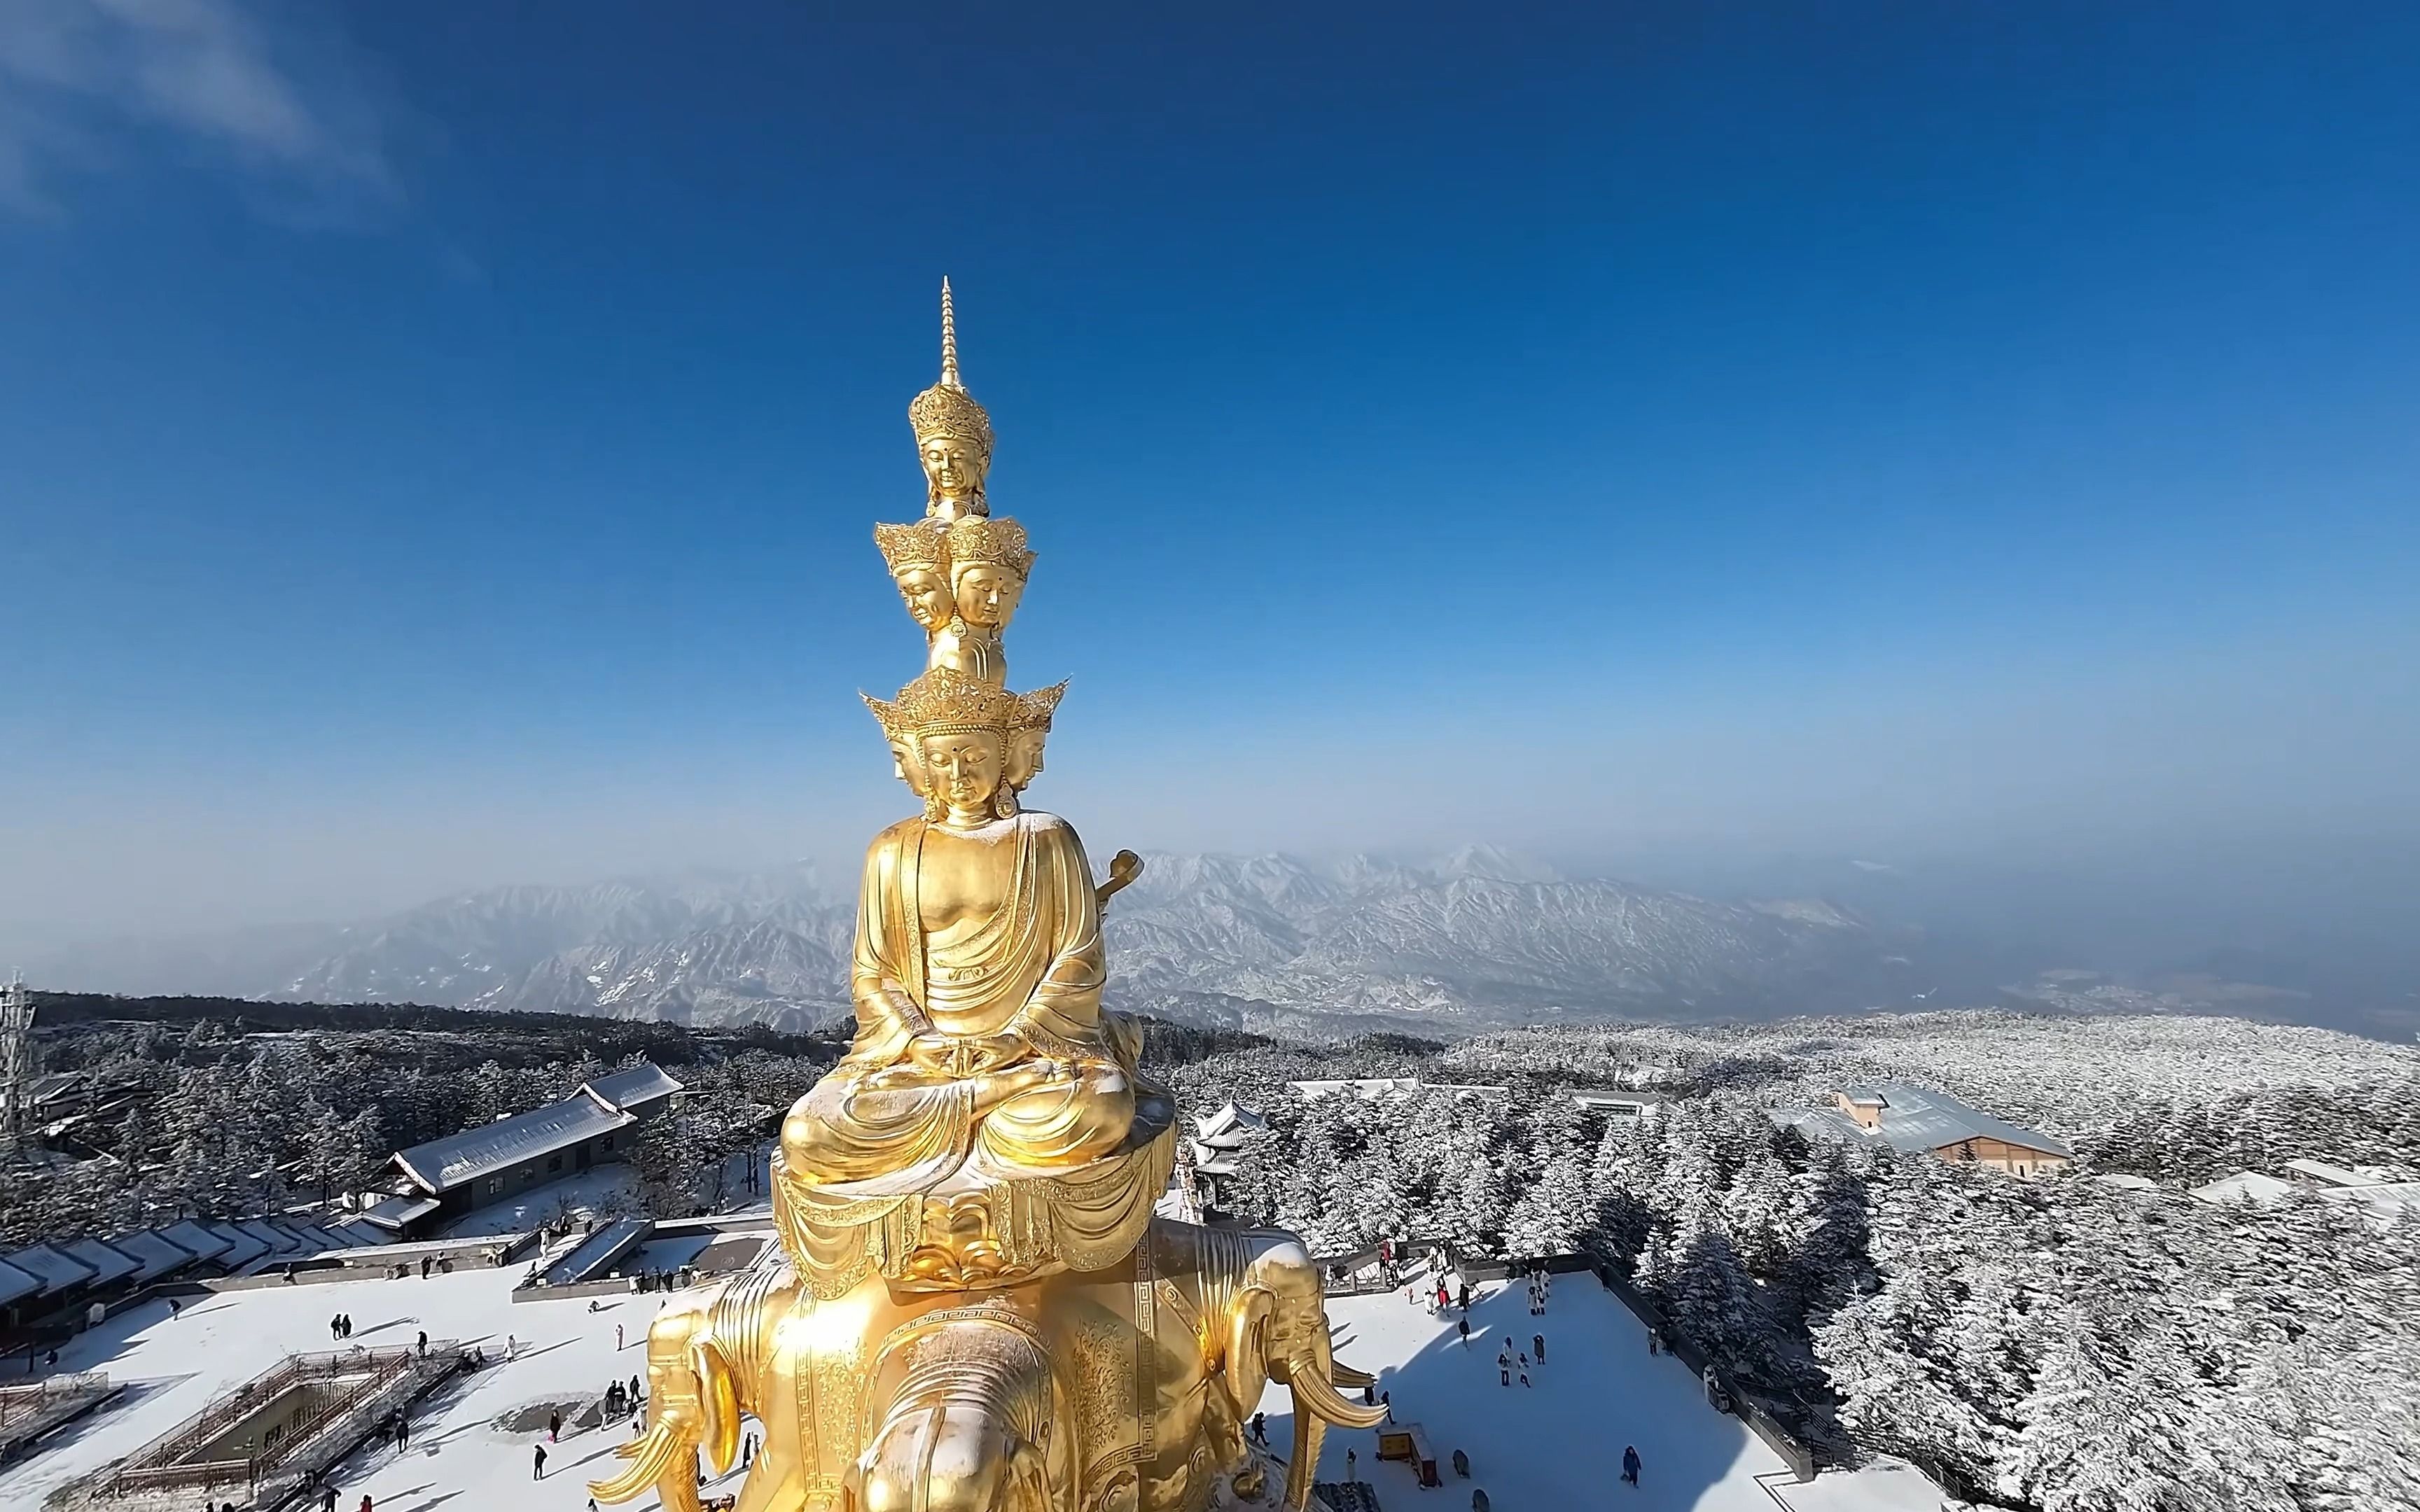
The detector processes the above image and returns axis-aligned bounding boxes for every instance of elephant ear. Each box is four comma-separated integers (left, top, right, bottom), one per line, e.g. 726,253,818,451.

693,1336,742,1475
1226,1287,1276,1406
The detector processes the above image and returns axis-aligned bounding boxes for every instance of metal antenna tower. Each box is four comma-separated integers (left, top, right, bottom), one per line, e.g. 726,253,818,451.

0,972,32,1155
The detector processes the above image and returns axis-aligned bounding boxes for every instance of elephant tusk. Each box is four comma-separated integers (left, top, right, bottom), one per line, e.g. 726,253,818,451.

1328,1360,1376,1390
1284,1349,1390,1429
589,1422,700,1508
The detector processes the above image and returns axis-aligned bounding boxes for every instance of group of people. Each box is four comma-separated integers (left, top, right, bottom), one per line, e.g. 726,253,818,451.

1522,1262,1552,1315
603,1373,644,1419
327,1312,359,1340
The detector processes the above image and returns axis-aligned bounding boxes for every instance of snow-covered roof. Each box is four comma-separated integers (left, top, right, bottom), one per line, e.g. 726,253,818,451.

360,1194,445,1231
320,1217,394,1248
1192,1100,1267,1145
2092,1173,2160,1192
581,1061,684,1114
392,1096,637,1194
2322,1180,2420,1216
107,1229,199,1282
62,1237,141,1287
0,1256,43,1308
2191,1170,2295,1205
2282,1157,2370,1187
1775,1084,2071,1159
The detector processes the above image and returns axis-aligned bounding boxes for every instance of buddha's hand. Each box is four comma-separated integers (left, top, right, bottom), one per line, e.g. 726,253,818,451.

903,1030,1031,1080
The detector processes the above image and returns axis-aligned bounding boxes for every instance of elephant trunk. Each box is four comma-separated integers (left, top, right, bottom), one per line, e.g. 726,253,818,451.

1277,1321,1389,1511
855,1317,1058,1512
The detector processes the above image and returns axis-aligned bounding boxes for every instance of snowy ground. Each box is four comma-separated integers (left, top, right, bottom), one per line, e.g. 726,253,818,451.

1266,1278,1847,1511
1,1264,1934,1512
1273,1279,1949,1511
0,1266,695,1512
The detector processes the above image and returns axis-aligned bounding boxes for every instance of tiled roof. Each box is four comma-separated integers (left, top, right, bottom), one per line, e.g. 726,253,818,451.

0,1257,43,1308
108,1230,200,1282
581,1062,683,1114
3,1242,97,1297
393,1097,635,1194
1772,1083,2071,1158
155,1219,233,1262
202,1222,270,1268
62,1237,141,1287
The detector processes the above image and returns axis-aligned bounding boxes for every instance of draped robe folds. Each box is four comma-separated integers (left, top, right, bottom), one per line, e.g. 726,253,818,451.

779,810,1170,1298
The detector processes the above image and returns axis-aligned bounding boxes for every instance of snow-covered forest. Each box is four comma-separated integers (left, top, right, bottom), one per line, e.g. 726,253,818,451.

1158,1015,2420,1511
1,993,841,1242
11,997,2420,1510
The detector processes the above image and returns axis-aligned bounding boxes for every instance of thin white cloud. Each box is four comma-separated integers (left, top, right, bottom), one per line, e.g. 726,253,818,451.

0,0,396,218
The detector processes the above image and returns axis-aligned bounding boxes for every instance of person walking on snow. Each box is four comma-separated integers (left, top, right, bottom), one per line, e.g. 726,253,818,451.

1517,1352,1530,1387
1622,1445,1641,1485
548,1410,562,1443
616,1322,625,1350
1533,1333,1545,1363
533,1443,548,1480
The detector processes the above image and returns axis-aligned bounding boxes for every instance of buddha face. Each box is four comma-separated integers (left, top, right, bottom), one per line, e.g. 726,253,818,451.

921,437,987,508
888,738,930,797
1006,728,1047,790
920,730,1006,822
952,563,1025,631
891,564,952,632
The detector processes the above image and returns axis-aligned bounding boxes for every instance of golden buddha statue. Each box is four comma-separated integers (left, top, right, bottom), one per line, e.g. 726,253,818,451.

594,283,1382,1512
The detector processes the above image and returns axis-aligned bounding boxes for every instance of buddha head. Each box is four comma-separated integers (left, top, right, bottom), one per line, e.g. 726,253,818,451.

886,738,930,799
919,730,1007,826
864,668,1040,825
908,280,994,522
1007,681,1066,792
944,517,1034,633
874,520,952,633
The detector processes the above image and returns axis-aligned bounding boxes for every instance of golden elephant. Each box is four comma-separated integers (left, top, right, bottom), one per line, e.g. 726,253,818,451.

593,1219,1384,1512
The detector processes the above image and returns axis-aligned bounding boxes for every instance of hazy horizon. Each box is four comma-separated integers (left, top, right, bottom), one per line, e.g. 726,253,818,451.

5,6,2417,995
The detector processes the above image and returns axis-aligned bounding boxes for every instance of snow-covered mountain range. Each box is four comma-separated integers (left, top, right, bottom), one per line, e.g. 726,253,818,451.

37,847,1931,1034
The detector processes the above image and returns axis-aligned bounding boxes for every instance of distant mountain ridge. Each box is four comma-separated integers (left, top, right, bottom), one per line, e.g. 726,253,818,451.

32,848,1921,1034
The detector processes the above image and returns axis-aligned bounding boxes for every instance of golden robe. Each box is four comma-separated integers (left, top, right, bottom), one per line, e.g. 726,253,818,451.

778,811,1171,1298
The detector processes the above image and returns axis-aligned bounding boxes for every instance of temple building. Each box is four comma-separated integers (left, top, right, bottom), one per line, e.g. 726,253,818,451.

1771,1082,2073,1179
385,1062,683,1226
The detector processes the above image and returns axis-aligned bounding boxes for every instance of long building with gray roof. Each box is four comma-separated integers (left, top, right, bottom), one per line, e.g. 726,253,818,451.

387,1060,683,1226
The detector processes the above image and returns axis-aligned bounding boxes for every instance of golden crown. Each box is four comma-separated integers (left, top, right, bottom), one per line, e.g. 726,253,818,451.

944,516,1035,577
874,519,948,573
863,666,1036,743
909,279,994,457
1017,680,1068,731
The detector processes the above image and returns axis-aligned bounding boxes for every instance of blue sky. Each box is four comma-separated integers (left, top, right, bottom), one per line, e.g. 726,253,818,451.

2,3,2416,942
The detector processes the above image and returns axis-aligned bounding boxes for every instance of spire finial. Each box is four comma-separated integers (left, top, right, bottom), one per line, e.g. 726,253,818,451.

939,277,961,389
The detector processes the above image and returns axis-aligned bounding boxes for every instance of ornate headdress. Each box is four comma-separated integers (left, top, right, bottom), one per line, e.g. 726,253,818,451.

863,666,1031,743
908,279,994,459
874,519,949,575
943,516,1035,578
1016,680,1068,732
